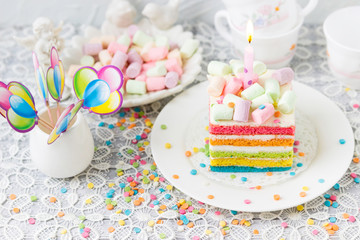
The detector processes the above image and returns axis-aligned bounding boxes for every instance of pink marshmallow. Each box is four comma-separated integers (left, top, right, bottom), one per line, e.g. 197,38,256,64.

146,47,169,62
272,67,294,85
100,35,116,48
107,42,128,55
127,49,143,64
223,77,243,95
207,76,225,97
252,103,275,124
142,62,156,71
111,51,128,69
146,77,165,91
99,50,112,65
82,43,102,56
126,62,142,78
233,99,251,122
135,72,147,82
165,58,183,76
127,25,139,37
165,71,179,88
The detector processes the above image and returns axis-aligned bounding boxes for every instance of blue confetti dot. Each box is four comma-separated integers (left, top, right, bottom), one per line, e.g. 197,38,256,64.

133,190,138,195
159,188,165,193
134,227,141,233
200,163,206,168
134,107,141,112
324,194,330,199
290,172,296,176
333,183,340,190
318,179,325,183
332,202,339,208
190,169,197,175
98,122,105,127
108,124,114,129
153,172,158,177
339,139,346,144
172,205,178,210
80,229,84,233
355,178,360,183
119,112,125,117
231,210,238,215
241,177,247,182
329,217,337,223
297,163,303,167
124,209,131,216
60,187,67,193
259,104,265,110
106,193,113,198
106,140,112,146
135,135,141,140
119,183,126,188
109,189,115,193
324,200,331,207
153,200,159,205
164,194,171,199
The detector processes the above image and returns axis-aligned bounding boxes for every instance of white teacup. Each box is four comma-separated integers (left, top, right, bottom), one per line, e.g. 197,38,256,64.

323,6,360,89
30,106,94,178
222,0,317,36
215,9,304,68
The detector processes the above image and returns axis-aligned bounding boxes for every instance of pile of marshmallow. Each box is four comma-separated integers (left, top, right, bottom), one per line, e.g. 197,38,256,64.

67,25,200,95
207,60,296,125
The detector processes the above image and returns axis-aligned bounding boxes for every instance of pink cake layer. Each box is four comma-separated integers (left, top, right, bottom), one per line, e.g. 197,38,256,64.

209,124,295,135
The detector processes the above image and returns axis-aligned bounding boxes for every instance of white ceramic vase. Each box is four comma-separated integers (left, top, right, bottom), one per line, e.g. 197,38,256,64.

30,107,94,178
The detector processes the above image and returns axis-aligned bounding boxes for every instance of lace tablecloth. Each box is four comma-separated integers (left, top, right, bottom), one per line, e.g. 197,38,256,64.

1,22,360,240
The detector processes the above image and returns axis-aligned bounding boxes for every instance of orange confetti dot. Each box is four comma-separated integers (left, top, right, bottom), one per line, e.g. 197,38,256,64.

108,227,115,233
149,174,155,180
332,224,339,231
275,6,280,11
273,194,280,200
159,204,167,210
139,197,145,202
199,208,206,214
253,229,259,235
138,188,145,194
13,208,20,213
9,194,16,200
58,211,64,217
207,195,214,199
177,220,183,225
116,122,122,127
133,200,141,206
49,197,57,203
156,220,163,224
180,203,189,209
240,219,246,225
299,192,306,197
327,229,335,235
231,219,239,225
144,128,151,133
353,157,359,163
290,44,296,50
128,123,136,129
120,119,126,123
343,213,350,219
130,181,137,187
187,222,194,228
129,190,134,196
274,111,281,117
255,185,262,190
107,204,114,210
299,152,305,157
172,175,179,179
325,225,333,230
185,151,192,157
221,228,226,236
266,172,273,176
139,147,145,151
228,102,235,108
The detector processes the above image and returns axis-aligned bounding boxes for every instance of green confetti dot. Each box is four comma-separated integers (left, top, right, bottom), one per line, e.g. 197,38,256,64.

192,209,199,214
137,142,143,147
143,177,150,184
133,162,139,168
150,165,157,171
230,174,236,179
94,147,98,151
124,186,131,192
119,126,125,131
79,216,86,221
30,196,37,202
111,201,117,206
186,201,192,206
224,226,230,230
127,149,134,154
159,233,166,239
79,223,85,229
125,197,132,203
105,199,112,204
161,124,167,130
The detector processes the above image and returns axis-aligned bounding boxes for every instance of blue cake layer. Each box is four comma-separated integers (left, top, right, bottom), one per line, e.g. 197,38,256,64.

210,166,292,172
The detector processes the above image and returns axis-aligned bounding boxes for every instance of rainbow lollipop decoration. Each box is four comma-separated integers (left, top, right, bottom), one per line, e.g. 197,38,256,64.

46,47,65,119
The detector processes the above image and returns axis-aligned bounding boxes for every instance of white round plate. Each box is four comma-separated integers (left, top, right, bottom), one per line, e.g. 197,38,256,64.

151,81,354,212
62,19,202,108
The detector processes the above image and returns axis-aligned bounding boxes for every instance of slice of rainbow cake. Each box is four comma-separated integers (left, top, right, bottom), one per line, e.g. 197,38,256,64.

207,60,296,172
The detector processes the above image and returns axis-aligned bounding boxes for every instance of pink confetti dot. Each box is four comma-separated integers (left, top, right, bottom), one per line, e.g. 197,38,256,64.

273,119,280,124
127,177,133,182
140,160,147,165
215,211,221,215
159,177,165,182
81,232,89,238
294,140,300,145
142,115,148,119
131,139,138,144
179,209,186,214
293,148,298,153
149,204,154,208
150,194,157,200
193,236,200,240
84,227,91,233
330,195,337,201
130,159,136,165
349,216,356,222
353,104,359,108
198,201,204,205
281,222,288,228
124,192,130,197
134,155,141,160
124,108,130,112
351,173,357,178
205,140,209,144
188,206,194,212
136,172,142,178
141,133,148,139
28,218,35,225
312,229,319,235
134,113,139,118
244,199,251,204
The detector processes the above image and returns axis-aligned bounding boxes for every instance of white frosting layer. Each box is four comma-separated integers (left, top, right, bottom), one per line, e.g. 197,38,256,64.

210,145,293,153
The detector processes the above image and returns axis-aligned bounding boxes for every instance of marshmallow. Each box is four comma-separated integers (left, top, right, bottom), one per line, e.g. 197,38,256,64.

251,93,274,109
155,35,170,49
241,83,264,100
142,62,156,71
100,35,116,48
223,94,242,106
278,90,296,114
165,58,183,76
167,49,183,66
126,80,147,95
108,42,128,55
128,49,143,64
83,43,102,56
133,30,154,47
146,47,169,62
265,78,280,102
242,73,259,89
211,104,234,121
223,77,242,96
165,71,179,89
67,65,82,78
207,76,226,97
272,68,294,85
252,103,275,124
99,50,112,65
146,77,166,91
93,61,103,71
207,61,232,76
229,59,244,76
80,55,95,66
89,37,101,44
111,51,128,70
233,98,251,122
180,39,199,59
135,73,147,82
126,62,142,78
253,61,267,75
117,33,131,48
146,64,167,77
140,42,155,61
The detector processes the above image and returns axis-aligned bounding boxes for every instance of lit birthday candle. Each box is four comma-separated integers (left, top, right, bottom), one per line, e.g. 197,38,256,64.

244,20,254,89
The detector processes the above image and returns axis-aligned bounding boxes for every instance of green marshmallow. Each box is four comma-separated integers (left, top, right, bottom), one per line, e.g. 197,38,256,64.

229,59,244,75
133,30,153,47
265,78,280,102
180,39,200,59
223,94,242,106
126,80,146,95
251,93,274,109
146,64,167,77
155,35,169,49
211,104,234,121
253,61,267,75
278,90,296,114
241,83,265,100
207,61,232,76
117,33,131,47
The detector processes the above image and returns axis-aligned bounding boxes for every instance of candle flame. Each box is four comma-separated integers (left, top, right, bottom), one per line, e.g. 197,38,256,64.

246,20,254,43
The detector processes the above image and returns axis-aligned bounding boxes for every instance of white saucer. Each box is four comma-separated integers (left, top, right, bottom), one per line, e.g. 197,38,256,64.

151,81,354,212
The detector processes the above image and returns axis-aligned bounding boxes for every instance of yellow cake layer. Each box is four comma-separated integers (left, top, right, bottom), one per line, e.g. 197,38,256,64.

210,138,294,147
210,157,293,167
